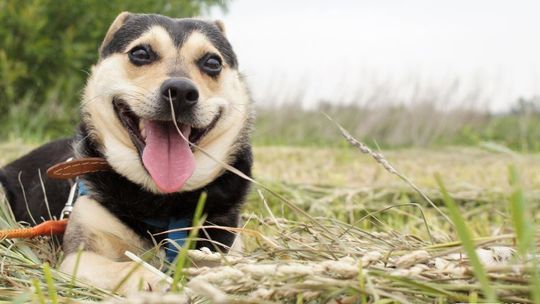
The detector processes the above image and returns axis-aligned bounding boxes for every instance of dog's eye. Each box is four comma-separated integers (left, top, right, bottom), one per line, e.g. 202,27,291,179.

128,45,155,65
199,54,222,76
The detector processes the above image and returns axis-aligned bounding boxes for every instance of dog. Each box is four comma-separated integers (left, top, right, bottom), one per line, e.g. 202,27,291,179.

0,12,253,293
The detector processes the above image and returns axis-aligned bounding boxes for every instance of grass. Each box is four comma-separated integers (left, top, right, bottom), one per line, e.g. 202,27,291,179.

253,101,540,152
171,192,207,291
436,175,496,302
0,136,539,302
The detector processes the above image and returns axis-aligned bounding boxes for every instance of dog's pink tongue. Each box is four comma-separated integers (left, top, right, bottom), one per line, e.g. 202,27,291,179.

142,121,195,193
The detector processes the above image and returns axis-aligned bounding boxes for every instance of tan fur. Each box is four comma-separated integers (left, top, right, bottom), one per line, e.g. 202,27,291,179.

214,20,226,35
61,252,165,293
60,197,165,292
64,196,150,258
123,26,177,88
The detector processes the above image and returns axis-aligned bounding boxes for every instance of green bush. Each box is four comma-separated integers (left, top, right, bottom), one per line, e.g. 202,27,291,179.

0,0,226,141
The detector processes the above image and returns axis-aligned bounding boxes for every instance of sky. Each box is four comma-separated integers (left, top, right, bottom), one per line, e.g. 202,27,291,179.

209,0,540,111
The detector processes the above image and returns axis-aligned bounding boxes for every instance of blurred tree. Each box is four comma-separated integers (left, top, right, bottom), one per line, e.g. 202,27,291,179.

0,0,227,140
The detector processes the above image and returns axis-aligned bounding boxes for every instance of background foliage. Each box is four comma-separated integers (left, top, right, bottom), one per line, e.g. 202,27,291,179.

0,0,226,140
254,98,540,151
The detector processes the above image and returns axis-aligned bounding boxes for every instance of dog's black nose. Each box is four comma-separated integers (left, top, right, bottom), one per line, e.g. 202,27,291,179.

160,78,199,112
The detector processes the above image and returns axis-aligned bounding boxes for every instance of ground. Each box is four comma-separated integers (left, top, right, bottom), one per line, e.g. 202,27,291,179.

0,141,539,303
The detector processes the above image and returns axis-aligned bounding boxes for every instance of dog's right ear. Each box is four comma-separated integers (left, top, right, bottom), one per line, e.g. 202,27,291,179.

214,20,226,36
99,12,132,57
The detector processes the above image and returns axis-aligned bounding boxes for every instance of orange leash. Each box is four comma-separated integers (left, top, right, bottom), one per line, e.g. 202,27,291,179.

0,219,68,239
0,157,107,240
0,157,104,240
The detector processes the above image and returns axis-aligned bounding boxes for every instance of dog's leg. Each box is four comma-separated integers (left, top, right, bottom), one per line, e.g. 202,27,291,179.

60,251,165,293
59,196,167,294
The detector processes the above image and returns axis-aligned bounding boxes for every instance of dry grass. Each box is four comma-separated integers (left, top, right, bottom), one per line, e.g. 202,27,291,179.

0,140,539,303
254,146,540,200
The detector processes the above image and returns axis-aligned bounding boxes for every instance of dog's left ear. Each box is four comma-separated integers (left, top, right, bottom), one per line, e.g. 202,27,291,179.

99,12,132,57
214,20,226,36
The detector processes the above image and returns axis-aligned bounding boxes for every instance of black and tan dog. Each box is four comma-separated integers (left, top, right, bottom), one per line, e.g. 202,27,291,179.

0,12,253,292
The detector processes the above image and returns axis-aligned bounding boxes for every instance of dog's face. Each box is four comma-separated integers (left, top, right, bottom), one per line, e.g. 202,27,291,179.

81,13,252,194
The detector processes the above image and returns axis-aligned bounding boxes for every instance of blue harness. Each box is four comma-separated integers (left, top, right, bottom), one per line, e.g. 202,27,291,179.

77,181,188,262
141,217,189,262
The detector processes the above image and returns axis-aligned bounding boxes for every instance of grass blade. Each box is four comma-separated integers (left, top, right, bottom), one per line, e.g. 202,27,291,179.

508,165,540,302
171,192,207,292
31,279,46,304
435,174,497,302
42,263,58,304
508,165,534,255
324,112,452,239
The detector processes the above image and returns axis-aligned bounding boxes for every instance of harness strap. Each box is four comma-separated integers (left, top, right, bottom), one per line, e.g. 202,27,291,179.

143,217,190,262
78,181,89,196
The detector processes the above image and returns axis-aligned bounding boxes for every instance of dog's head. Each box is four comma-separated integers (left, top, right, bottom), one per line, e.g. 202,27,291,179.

81,13,252,194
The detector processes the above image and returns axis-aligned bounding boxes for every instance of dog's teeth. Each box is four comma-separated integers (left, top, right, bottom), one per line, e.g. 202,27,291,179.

140,120,147,140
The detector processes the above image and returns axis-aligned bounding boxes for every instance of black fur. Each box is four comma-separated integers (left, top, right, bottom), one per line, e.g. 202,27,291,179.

101,14,238,68
0,138,74,224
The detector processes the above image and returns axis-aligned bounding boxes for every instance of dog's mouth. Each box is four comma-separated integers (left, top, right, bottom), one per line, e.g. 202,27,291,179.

112,99,221,193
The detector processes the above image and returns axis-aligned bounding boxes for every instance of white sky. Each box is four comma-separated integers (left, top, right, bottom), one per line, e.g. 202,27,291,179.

209,0,540,111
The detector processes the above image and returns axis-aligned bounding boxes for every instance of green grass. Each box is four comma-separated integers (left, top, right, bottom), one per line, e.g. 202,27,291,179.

436,175,496,302
171,192,207,291
254,103,540,151
0,140,539,302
